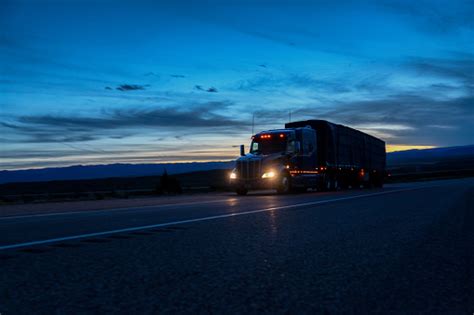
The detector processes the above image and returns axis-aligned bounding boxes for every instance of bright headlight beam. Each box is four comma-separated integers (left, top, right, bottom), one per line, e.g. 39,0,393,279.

261,171,275,179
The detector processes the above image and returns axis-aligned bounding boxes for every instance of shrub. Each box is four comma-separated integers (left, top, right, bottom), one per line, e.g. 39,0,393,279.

155,170,182,194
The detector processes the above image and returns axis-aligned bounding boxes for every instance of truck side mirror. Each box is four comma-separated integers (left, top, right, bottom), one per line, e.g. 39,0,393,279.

240,144,245,156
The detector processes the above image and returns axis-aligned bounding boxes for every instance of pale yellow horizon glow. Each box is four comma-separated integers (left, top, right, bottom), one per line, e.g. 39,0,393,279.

386,145,437,153
2,145,443,170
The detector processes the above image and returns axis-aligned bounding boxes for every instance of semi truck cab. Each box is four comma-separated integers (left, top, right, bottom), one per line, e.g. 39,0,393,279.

230,127,319,195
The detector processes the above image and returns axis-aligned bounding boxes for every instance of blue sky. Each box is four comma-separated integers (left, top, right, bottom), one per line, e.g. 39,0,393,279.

1,0,473,169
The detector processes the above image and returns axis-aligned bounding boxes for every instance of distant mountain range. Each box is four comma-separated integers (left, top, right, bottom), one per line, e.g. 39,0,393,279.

0,161,234,184
1,145,473,184
387,144,474,165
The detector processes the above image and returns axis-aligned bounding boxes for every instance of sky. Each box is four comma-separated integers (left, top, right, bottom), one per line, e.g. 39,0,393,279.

1,0,473,170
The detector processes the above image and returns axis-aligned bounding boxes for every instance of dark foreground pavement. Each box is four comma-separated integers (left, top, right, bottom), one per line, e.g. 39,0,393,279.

1,178,473,314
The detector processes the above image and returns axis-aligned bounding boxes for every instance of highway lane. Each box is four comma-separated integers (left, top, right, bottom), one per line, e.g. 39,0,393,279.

1,178,473,313
0,180,455,249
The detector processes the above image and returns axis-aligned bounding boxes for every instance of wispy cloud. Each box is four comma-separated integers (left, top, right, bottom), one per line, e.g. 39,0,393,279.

404,55,474,84
144,72,159,77
235,72,354,94
116,84,149,91
292,94,474,145
195,85,218,93
2,101,244,144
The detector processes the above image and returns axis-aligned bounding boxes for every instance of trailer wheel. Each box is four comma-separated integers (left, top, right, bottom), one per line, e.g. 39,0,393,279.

236,187,248,196
276,174,291,194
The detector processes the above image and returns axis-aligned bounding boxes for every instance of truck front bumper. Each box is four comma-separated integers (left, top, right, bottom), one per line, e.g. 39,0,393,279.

230,178,278,190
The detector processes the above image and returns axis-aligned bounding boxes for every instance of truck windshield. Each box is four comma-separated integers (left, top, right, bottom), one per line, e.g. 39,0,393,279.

250,136,291,155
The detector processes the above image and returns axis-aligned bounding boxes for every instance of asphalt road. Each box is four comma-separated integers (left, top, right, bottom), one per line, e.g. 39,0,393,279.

1,178,473,314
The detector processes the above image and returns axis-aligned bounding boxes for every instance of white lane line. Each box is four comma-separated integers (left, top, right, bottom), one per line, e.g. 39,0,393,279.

0,187,419,251
0,198,237,221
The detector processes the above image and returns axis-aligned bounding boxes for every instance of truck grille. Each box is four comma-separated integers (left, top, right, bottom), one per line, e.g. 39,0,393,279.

237,160,262,180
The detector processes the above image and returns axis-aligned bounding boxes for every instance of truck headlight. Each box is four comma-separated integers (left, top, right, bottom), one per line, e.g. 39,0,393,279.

230,172,237,179
261,171,276,179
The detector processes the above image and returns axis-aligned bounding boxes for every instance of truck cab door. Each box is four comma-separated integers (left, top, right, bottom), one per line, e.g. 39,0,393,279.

301,128,317,170
291,128,317,170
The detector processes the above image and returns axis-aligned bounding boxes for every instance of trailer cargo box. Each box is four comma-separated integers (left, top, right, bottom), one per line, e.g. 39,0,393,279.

285,120,386,171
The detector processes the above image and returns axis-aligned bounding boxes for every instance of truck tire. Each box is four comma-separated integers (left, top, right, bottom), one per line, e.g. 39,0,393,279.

319,175,331,192
236,187,248,196
324,174,341,191
276,174,291,194
373,175,384,188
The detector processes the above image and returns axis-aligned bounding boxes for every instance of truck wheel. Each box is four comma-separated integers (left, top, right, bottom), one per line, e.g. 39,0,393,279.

327,175,339,191
319,175,331,192
340,177,349,190
364,176,373,189
276,175,291,194
236,187,248,196
373,176,384,188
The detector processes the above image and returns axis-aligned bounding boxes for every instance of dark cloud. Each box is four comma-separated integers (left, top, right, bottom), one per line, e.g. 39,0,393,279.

116,84,149,91
292,94,474,146
248,93,472,146
3,101,244,143
2,132,101,144
105,86,112,90
199,12,365,59
428,83,460,92
195,85,218,93
239,54,473,96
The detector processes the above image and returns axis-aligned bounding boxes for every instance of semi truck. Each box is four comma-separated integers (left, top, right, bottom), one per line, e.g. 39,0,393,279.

229,119,386,195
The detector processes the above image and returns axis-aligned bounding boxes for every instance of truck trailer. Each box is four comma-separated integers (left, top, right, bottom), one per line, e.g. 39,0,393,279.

229,119,386,195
